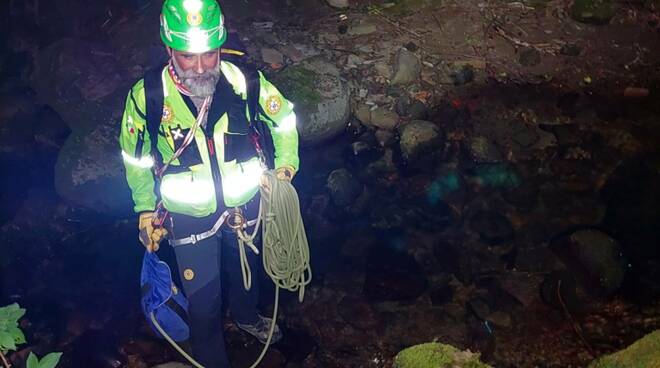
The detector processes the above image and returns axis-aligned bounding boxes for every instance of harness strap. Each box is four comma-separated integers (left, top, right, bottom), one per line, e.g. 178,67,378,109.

168,210,258,246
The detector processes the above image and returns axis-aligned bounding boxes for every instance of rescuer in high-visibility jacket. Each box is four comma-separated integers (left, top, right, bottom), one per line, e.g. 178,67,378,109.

119,0,299,366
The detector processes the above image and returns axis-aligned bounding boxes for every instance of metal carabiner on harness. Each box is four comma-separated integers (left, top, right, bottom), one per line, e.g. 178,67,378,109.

226,209,247,231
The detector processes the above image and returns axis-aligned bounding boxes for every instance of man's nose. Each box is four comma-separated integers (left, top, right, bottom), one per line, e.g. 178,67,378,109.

195,56,204,74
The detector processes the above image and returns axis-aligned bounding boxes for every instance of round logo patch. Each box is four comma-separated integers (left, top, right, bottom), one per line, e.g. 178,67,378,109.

265,95,282,116
187,12,203,26
183,269,195,281
162,104,173,123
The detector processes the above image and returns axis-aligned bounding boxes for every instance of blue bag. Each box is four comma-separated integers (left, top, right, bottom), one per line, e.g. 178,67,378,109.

140,251,190,342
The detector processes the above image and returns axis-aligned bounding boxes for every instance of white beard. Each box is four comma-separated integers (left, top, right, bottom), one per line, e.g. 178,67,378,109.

171,57,221,98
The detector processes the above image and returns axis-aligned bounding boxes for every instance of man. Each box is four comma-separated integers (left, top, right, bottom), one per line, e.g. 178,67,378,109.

119,0,299,366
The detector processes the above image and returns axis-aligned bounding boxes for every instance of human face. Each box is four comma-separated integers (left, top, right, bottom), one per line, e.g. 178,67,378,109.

169,48,221,97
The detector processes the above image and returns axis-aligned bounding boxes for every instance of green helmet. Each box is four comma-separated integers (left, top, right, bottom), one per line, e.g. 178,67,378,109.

160,0,227,53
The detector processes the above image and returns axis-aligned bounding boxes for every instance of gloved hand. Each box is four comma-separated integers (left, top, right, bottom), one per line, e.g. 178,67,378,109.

138,211,168,252
275,165,296,182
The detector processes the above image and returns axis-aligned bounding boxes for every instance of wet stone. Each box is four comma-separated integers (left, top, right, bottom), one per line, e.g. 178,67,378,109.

469,210,515,246
550,229,627,296
518,48,542,67
326,168,363,207
391,47,421,85
408,100,428,120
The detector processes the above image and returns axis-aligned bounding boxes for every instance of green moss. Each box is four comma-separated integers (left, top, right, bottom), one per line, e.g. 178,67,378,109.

588,330,660,368
570,0,616,25
394,342,491,368
271,66,322,107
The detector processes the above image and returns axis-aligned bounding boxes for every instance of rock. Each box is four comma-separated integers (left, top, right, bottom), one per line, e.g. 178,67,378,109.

450,65,475,85
550,229,627,296
55,122,133,216
468,210,514,246
391,48,421,85
486,311,512,329
348,19,379,35
355,105,372,124
408,101,428,120
375,129,395,147
399,120,444,162
32,39,126,128
337,296,382,330
587,330,660,368
570,0,616,25
518,48,541,67
326,168,362,207
468,136,502,163
261,48,284,65
365,149,398,179
279,44,306,63
394,342,491,368
327,0,349,9
272,61,350,145
369,107,399,130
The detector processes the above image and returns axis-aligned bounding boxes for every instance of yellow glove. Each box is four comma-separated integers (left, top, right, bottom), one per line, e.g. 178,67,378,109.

275,165,296,181
138,212,168,252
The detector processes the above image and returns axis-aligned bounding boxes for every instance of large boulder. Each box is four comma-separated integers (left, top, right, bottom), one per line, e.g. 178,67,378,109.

550,228,627,296
394,342,490,368
54,121,133,216
271,60,350,145
588,330,660,368
31,38,136,216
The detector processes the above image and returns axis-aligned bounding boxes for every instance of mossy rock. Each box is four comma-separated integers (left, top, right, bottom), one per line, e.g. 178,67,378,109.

271,66,322,108
570,0,616,25
588,330,660,368
271,63,350,145
394,342,491,368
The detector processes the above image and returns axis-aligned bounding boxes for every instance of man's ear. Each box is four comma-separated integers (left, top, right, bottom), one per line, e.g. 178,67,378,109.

166,47,173,57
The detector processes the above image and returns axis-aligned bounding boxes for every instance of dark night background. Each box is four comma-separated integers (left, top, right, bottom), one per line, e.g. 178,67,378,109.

1,0,660,367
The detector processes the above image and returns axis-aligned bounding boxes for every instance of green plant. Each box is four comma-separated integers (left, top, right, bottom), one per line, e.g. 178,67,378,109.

0,304,61,368
26,352,62,368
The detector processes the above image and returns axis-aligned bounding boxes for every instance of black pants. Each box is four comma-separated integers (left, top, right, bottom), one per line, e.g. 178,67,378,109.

168,197,261,368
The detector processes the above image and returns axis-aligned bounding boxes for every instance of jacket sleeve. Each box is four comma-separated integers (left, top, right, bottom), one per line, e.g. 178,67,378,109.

257,71,300,172
119,80,158,213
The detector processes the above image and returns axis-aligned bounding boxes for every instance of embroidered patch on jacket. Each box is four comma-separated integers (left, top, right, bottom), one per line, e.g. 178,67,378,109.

171,127,184,141
126,116,136,134
265,95,282,115
162,104,174,123
183,268,195,281
187,13,203,26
